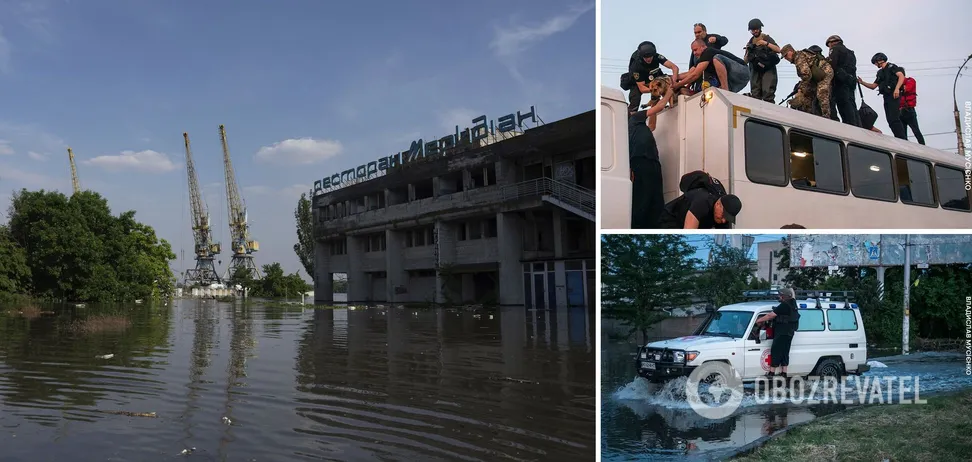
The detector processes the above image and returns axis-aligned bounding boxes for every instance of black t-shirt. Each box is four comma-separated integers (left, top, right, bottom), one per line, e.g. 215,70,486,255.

772,299,799,336
628,115,659,161
629,51,669,82
696,48,745,80
875,63,904,96
659,189,730,229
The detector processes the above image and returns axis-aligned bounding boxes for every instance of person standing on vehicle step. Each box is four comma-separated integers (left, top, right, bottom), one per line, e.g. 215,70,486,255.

755,288,801,381
897,68,925,145
825,35,861,127
781,44,833,119
628,108,668,229
858,53,907,140
687,23,729,92
622,41,680,112
743,18,780,103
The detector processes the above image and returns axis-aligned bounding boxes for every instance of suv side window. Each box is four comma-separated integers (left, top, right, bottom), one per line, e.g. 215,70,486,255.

827,309,859,331
797,309,825,331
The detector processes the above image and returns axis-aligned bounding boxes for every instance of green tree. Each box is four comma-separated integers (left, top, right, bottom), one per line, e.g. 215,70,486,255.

695,243,757,308
601,234,701,343
293,192,314,281
0,225,30,295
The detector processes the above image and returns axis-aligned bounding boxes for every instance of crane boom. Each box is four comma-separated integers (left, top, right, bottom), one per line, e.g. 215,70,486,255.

67,147,81,194
183,132,221,286
219,124,260,281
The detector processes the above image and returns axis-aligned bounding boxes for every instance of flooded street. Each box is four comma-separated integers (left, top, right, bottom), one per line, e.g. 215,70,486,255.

601,338,972,461
0,300,595,461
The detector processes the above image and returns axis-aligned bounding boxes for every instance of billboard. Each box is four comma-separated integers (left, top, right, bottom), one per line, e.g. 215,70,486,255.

788,235,972,268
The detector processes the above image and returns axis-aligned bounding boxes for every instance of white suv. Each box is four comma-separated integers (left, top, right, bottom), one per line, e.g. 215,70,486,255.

635,293,871,383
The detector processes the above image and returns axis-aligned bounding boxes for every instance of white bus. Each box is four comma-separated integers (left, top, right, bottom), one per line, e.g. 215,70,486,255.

601,85,972,229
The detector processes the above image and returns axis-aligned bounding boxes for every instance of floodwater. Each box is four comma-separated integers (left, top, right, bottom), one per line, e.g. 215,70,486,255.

0,299,595,461
601,338,972,461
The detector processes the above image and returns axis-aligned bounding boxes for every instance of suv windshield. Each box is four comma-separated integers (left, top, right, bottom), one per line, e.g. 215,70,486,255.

701,311,754,339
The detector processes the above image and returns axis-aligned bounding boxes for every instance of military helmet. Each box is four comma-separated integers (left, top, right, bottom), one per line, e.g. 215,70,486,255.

871,52,888,64
808,45,823,54
826,35,842,45
638,41,657,57
748,18,763,30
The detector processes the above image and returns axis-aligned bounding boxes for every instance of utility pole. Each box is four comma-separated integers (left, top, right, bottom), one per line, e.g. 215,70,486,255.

953,53,972,156
902,234,911,355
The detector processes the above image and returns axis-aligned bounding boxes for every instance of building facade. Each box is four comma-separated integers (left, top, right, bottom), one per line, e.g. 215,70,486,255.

312,111,595,308
755,240,788,286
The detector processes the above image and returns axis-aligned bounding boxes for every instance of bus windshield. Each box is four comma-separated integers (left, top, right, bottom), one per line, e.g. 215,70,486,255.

701,311,754,339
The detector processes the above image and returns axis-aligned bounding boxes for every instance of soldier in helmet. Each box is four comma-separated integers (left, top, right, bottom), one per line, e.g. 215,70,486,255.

826,35,861,127
781,44,834,119
858,52,907,140
743,18,780,103
624,41,680,112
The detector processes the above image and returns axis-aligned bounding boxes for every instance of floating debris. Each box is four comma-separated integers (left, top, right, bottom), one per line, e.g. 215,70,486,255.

179,447,196,456
74,303,86,308
222,416,232,425
134,299,143,304
96,354,114,360
100,410,157,418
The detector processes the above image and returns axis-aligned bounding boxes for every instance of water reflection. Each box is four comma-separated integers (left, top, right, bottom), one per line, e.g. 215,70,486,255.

0,302,594,461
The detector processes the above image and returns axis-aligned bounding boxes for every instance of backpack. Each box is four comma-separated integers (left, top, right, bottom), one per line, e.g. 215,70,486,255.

620,72,633,91
805,50,827,82
679,170,727,198
901,77,917,108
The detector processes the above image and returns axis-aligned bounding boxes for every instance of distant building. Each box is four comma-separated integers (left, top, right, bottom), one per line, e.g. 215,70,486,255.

312,110,595,308
755,240,788,286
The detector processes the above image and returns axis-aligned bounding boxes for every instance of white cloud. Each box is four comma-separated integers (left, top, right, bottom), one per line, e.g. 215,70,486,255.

27,150,46,161
0,140,13,155
489,3,594,58
243,184,312,199
0,164,62,190
84,150,179,173
280,184,313,199
254,138,343,165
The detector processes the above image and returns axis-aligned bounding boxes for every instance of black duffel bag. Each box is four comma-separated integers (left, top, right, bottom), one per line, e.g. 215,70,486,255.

620,72,634,91
857,82,878,129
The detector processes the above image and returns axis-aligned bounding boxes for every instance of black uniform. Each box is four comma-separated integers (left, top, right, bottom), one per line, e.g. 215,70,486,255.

875,63,907,140
744,34,779,103
627,51,670,111
828,43,861,127
688,34,729,87
628,112,665,229
770,298,800,368
657,189,732,229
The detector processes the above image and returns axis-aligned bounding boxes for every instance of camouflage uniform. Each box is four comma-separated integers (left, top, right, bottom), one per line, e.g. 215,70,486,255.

789,49,833,119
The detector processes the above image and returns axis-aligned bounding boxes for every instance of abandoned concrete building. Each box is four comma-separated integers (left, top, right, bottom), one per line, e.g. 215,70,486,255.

312,110,595,308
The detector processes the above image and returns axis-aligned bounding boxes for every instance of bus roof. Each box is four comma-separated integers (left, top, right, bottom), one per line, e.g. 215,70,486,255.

705,88,964,167
719,300,853,312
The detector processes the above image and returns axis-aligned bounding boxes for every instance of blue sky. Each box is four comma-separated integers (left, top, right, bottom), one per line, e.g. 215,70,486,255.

0,0,595,281
686,234,784,263
601,0,972,153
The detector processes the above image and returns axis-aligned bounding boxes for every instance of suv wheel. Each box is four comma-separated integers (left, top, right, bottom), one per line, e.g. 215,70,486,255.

814,358,844,379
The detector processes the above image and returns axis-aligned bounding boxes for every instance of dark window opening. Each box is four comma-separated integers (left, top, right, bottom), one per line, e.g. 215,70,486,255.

895,157,935,206
414,180,434,200
576,157,595,190
330,239,347,256
524,163,543,181
745,120,787,186
485,164,497,186
566,219,592,253
935,165,971,211
485,218,498,238
366,233,386,252
457,224,467,241
470,168,485,189
409,269,436,278
469,221,483,240
848,145,895,201
788,132,846,193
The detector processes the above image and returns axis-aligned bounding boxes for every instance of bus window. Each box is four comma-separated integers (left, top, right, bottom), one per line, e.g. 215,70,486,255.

935,164,972,211
745,120,787,186
788,132,846,194
847,145,895,201
895,157,935,206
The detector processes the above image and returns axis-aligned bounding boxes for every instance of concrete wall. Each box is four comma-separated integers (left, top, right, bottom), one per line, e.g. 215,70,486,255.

497,212,525,305
314,241,333,303
347,236,367,301
408,276,436,303
756,241,787,285
371,277,387,302
403,246,435,270
455,238,499,265
386,229,408,303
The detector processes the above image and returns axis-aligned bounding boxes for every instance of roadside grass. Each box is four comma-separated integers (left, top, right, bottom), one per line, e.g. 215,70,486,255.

734,388,972,461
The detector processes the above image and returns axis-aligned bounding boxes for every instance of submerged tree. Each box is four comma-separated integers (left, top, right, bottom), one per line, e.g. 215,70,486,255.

601,234,700,343
293,192,315,281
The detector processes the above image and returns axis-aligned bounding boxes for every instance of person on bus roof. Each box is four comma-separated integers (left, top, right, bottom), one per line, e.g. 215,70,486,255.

657,188,742,229
624,41,680,112
858,53,907,140
686,23,729,93
897,67,924,145
673,39,749,95
755,287,800,381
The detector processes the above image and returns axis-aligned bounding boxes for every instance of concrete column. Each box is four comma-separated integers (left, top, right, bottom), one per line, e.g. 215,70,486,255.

347,235,368,302
497,212,524,305
552,209,564,259
877,266,886,301
434,220,457,304
313,239,334,303
432,176,442,198
554,260,567,309
364,195,371,211
384,189,392,208
461,274,475,303
408,184,416,202
496,159,516,185
463,169,473,190
386,229,408,303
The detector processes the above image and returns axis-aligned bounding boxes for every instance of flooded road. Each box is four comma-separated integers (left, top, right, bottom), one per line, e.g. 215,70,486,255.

0,300,595,461
601,338,971,461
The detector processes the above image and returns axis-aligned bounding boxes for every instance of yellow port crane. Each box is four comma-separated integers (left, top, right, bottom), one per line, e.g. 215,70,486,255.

67,147,81,194
183,132,222,286
219,124,261,281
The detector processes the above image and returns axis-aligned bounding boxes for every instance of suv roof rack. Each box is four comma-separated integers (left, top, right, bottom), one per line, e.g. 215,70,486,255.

741,290,857,309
